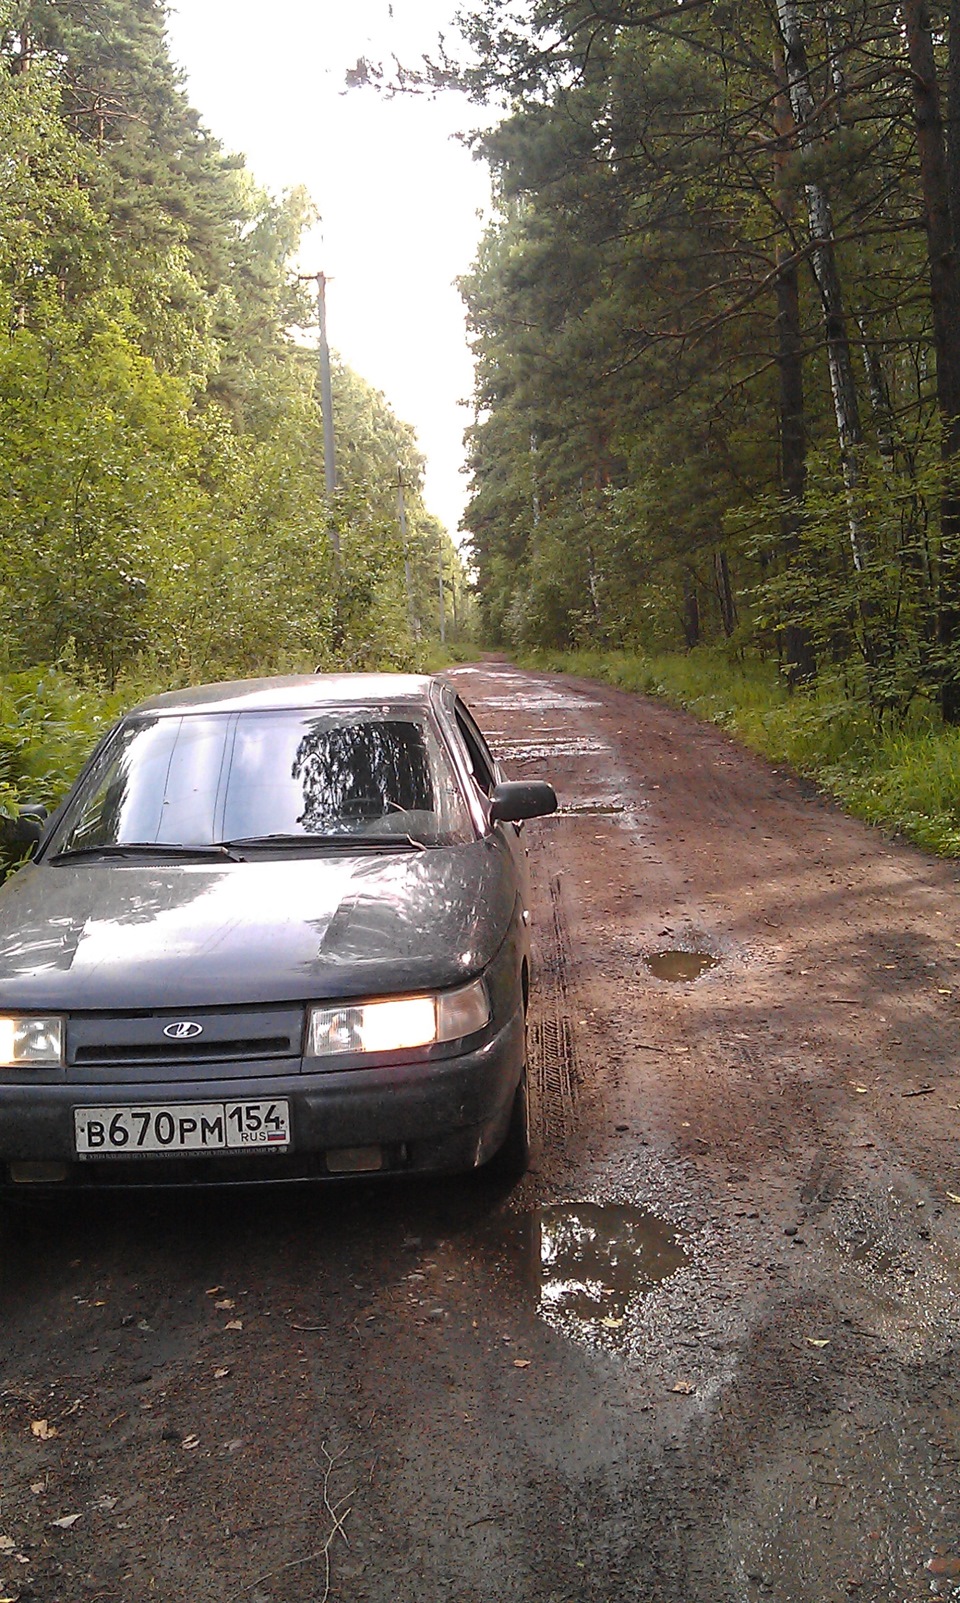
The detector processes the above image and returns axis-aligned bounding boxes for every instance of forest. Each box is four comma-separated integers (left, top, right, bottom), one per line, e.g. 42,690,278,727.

455,0,960,732
0,0,463,820
8,0,960,849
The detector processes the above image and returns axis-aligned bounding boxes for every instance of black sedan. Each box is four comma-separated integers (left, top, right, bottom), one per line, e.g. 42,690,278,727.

0,674,557,1189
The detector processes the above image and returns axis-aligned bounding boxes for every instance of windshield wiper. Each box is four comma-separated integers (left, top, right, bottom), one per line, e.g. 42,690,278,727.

49,842,242,863
220,832,427,853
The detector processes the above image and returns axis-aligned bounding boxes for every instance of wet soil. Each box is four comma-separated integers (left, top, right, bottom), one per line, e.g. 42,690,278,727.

3,659,960,1602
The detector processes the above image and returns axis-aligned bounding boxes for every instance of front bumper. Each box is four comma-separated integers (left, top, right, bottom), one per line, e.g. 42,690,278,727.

0,1005,526,1188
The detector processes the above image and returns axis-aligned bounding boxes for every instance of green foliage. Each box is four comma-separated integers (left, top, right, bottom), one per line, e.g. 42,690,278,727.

0,0,474,870
459,0,957,734
742,443,947,720
0,3,469,707
0,301,200,677
0,667,125,862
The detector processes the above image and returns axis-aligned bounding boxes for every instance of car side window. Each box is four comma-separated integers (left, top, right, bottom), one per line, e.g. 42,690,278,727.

454,700,496,796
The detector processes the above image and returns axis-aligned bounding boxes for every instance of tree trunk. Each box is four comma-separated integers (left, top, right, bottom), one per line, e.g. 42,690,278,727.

903,0,960,720
14,26,32,71
948,0,960,246
714,550,737,639
682,577,701,649
856,317,896,471
773,42,817,684
776,0,869,578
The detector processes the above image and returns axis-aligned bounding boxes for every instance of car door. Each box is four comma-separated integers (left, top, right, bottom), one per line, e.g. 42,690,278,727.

449,692,532,916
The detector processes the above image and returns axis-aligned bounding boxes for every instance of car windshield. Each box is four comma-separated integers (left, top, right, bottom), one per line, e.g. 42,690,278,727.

49,706,475,854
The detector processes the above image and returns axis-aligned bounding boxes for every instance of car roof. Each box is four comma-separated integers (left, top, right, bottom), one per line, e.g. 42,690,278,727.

130,674,445,718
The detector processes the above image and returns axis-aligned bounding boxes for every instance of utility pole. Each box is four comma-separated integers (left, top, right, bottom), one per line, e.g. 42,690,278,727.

299,271,340,564
397,465,415,636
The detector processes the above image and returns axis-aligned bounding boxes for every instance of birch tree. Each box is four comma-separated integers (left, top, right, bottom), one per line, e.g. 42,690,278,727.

775,0,868,576
903,0,960,719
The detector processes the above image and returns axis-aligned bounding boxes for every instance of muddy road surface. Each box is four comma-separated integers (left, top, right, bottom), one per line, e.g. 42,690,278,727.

3,659,960,1603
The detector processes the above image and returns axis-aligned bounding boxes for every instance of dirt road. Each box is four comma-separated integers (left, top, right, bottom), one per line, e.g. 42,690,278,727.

3,659,960,1603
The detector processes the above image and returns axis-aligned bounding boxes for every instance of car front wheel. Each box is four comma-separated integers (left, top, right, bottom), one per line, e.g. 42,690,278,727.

488,1069,531,1179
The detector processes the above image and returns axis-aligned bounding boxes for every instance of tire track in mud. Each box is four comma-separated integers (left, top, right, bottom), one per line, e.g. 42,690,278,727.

526,837,580,1147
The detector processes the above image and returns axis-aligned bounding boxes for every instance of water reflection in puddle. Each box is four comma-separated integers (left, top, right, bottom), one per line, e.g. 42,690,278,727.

488,1201,688,1337
646,950,718,982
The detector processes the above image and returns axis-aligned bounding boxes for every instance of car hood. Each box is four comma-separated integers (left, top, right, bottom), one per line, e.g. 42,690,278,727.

0,844,513,1010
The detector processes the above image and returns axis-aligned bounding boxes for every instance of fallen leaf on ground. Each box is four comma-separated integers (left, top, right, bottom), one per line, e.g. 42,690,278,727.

600,1317,624,1330
671,1381,696,1395
205,1286,223,1296
213,1299,235,1311
947,1192,960,1204
805,1338,831,1348
927,1557,960,1578
30,1420,56,1440
29,1483,44,1496
181,1435,200,1451
52,1514,82,1529
513,1359,531,1368
213,1366,231,1379
0,1537,16,1553
224,1319,243,1331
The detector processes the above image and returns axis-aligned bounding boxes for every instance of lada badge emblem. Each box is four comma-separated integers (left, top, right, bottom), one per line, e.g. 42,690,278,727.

163,1021,204,1040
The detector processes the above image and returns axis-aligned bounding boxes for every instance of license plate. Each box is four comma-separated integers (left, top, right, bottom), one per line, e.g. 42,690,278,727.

74,1100,291,1158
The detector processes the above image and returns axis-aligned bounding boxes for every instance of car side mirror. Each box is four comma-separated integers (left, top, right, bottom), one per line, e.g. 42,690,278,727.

489,781,558,825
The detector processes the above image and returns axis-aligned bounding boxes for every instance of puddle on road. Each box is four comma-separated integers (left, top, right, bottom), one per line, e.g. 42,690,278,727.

487,1201,688,1338
559,800,627,817
645,950,719,983
479,692,604,713
496,737,610,762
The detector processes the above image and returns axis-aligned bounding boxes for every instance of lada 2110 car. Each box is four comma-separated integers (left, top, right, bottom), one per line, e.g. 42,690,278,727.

0,674,557,1189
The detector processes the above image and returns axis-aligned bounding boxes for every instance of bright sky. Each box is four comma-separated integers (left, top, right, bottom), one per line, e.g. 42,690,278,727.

164,1,490,540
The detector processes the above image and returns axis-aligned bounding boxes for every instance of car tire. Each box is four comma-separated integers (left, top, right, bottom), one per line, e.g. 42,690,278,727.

489,1069,531,1180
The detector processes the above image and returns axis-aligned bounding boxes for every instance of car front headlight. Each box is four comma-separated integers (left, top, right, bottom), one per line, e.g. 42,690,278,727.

306,978,490,1057
0,1015,64,1068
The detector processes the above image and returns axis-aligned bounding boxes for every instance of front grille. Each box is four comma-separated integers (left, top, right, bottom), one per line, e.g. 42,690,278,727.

67,1006,304,1076
74,1036,292,1065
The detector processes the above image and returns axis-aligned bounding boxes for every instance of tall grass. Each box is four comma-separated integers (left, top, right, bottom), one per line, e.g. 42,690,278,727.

0,669,126,819
526,647,960,857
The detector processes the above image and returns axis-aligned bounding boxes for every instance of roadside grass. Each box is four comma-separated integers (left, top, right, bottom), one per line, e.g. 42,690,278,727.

0,668,125,819
414,640,483,674
524,647,960,858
